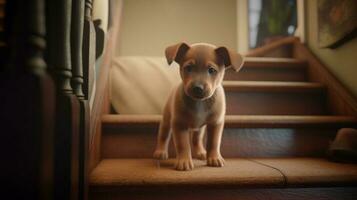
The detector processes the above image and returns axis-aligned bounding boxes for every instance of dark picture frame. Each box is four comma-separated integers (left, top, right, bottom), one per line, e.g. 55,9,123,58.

318,0,357,49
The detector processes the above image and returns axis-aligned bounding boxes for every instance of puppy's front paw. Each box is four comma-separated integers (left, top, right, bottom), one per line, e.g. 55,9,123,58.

207,155,225,167
175,158,194,171
153,149,169,160
196,151,207,160
194,150,207,160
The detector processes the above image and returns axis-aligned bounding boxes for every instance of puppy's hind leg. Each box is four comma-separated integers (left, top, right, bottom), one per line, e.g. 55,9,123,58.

153,110,171,160
192,126,207,160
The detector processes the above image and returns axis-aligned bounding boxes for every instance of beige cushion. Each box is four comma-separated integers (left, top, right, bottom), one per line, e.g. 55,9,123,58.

110,57,181,114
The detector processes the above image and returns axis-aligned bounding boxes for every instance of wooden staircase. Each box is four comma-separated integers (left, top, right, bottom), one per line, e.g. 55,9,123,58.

3,1,356,198
89,38,357,199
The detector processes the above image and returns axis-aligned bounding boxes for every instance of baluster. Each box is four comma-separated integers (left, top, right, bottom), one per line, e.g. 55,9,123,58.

71,0,85,100
1,0,55,199
71,0,89,199
46,0,80,199
83,0,96,102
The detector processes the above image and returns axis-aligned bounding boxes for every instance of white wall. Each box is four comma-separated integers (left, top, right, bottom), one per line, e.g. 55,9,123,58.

116,0,237,56
306,0,357,97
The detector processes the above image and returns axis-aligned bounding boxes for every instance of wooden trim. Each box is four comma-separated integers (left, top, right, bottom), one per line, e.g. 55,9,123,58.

88,30,111,171
236,0,249,52
292,41,357,116
90,186,357,200
246,36,299,57
89,0,123,172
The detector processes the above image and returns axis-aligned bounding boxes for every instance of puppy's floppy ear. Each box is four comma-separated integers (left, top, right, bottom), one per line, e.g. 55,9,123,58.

165,42,190,65
215,47,244,72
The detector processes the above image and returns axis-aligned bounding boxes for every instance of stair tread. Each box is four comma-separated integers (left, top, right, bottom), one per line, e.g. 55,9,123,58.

102,114,357,128
222,81,324,92
251,158,357,187
243,57,306,68
90,158,357,189
226,58,307,82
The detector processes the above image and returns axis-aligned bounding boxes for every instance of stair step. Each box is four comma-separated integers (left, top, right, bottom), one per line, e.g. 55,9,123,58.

225,57,307,82
101,114,357,158
222,81,327,115
223,81,324,93
90,158,283,189
90,158,357,198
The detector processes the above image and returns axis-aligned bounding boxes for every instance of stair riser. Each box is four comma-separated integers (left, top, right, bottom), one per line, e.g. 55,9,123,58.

90,187,357,200
225,91,327,115
225,68,306,82
101,126,339,158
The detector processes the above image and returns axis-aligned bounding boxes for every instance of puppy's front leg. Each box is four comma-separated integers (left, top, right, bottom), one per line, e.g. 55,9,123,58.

192,127,207,160
172,125,194,171
207,122,225,167
153,120,171,160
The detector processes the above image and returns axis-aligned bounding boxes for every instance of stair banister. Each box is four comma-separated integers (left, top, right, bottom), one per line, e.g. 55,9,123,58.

83,0,96,101
70,0,90,200
46,0,80,199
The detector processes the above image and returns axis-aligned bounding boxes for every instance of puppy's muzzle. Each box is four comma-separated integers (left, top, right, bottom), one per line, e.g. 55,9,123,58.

191,84,206,99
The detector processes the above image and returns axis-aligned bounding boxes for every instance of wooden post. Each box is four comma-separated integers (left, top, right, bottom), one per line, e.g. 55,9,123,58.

83,0,96,102
0,0,6,70
0,0,55,199
46,0,80,199
71,0,90,199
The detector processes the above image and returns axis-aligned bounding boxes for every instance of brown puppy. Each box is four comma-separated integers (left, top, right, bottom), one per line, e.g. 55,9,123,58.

153,42,244,171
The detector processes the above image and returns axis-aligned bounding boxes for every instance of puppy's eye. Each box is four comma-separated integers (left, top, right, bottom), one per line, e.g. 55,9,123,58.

185,65,194,73
208,67,217,75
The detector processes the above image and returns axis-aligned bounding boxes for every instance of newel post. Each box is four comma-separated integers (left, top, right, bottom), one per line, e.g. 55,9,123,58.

46,0,80,199
71,0,90,199
1,0,55,199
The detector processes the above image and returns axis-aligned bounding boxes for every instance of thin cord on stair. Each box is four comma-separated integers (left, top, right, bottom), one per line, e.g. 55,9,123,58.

245,158,288,187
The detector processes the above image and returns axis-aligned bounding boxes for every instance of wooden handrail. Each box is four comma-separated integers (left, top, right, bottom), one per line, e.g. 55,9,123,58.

89,0,123,172
245,36,300,57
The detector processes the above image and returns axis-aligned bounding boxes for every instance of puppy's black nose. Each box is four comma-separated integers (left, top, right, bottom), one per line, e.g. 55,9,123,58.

193,85,204,97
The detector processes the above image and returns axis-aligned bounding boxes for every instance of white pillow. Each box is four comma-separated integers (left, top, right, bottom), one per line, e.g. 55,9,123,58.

110,57,181,114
